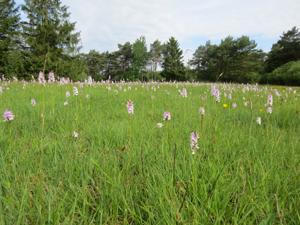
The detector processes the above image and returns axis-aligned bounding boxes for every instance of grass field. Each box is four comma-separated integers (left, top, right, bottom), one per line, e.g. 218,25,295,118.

0,81,299,224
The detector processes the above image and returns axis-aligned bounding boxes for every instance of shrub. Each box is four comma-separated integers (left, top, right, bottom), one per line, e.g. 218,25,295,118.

267,61,300,86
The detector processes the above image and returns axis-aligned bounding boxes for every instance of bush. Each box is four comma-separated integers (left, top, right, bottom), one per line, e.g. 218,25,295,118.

267,61,300,86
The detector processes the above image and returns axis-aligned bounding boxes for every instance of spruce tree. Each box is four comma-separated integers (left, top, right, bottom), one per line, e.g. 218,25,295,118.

162,37,185,81
0,0,22,77
22,0,85,79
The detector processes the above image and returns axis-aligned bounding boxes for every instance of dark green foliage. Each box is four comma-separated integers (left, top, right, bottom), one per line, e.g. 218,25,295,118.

162,37,186,81
55,55,88,81
132,36,148,80
265,27,300,73
264,61,300,86
21,0,86,80
115,42,133,80
185,67,198,81
149,40,163,72
189,41,219,81
83,38,148,81
0,0,24,77
189,37,265,83
4,50,27,78
82,50,110,81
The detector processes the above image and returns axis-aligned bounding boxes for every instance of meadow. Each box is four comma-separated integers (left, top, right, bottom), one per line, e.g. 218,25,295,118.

0,80,299,224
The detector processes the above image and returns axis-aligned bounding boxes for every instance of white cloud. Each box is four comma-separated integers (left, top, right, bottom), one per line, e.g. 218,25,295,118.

64,0,300,53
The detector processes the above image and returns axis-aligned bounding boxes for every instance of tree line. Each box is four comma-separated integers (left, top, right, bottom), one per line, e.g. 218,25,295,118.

1,0,300,85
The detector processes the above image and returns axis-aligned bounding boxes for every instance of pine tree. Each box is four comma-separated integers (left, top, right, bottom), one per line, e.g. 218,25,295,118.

265,27,300,72
22,0,85,79
83,50,110,81
162,37,185,81
0,0,22,77
115,42,133,80
189,36,264,83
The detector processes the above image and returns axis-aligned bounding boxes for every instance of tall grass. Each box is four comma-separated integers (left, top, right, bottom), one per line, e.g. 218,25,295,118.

0,82,299,224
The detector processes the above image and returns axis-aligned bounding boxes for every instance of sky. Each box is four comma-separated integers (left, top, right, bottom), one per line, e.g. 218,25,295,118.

15,0,300,61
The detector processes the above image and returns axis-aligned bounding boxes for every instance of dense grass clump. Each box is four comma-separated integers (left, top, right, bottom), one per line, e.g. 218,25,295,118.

0,82,299,224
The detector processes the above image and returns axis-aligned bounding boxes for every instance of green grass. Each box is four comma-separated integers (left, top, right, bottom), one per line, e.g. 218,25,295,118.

0,82,299,224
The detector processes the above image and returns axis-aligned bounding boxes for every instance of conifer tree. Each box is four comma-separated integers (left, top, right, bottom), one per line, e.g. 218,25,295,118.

0,0,22,77
22,0,86,79
162,37,185,81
